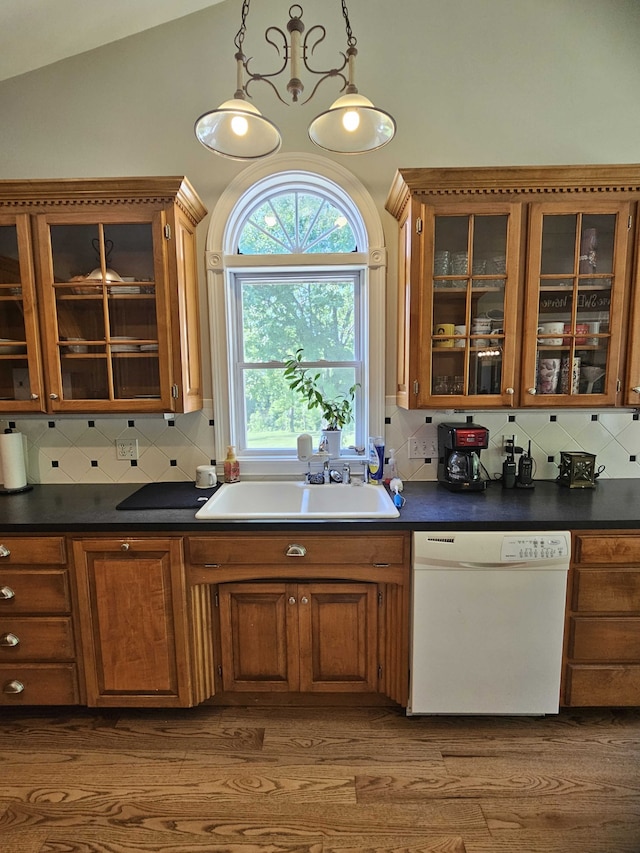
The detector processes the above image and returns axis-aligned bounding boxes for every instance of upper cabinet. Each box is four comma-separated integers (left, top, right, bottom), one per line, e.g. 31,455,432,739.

385,166,640,409
0,178,207,414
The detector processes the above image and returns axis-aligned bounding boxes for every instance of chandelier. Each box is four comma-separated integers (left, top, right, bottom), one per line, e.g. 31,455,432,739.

194,1,397,160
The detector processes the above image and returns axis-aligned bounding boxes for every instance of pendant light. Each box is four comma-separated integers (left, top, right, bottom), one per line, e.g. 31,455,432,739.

194,1,396,160
308,45,396,154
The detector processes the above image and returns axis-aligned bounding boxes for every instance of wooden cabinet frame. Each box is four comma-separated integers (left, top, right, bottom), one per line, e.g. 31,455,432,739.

386,165,640,410
0,177,206,414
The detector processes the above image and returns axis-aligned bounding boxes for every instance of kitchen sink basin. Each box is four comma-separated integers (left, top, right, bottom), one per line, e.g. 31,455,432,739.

195,480,399,519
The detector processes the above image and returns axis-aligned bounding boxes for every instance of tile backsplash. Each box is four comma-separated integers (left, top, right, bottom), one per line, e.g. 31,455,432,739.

1,402,639,484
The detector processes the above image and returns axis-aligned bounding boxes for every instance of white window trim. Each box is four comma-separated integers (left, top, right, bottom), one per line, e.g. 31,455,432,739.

205,152,387,478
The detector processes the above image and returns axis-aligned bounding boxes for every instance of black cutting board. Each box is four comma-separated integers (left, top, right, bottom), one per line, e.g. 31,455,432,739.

116,481,219,510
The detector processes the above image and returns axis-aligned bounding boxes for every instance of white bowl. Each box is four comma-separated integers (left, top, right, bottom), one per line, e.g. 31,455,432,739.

0,338,27,355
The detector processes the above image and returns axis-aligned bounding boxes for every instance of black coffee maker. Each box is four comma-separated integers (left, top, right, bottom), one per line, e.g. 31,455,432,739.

438,422,489,491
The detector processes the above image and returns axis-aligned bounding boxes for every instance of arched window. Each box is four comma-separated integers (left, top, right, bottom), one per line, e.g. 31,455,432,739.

206,154,387,474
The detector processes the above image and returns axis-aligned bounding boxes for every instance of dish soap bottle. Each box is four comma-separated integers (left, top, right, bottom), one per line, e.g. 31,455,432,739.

223,445,240,483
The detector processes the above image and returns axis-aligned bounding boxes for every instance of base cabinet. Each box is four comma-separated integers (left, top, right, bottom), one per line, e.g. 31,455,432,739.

563,531,640,707
218,581,378,693
0,535,80,705
73,537,195,707
189,532,410,705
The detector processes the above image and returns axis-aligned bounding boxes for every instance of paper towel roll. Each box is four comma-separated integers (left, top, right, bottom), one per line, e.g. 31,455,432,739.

0,431,27,491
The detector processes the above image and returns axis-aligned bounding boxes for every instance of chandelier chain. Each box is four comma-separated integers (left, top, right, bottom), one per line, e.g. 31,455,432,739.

234,0,251,52
341,0,357,48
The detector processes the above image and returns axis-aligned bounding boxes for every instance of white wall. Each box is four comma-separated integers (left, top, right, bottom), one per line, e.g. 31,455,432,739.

1,0,640,482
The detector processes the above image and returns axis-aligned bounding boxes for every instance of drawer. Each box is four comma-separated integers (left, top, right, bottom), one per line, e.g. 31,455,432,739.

188,534,408,567
0,617,75,661
572,567,640,613
0,536,66,565
565,664,640,707
570,616,640,661
0,569,71,613
574,533,640,566
0,664,79,705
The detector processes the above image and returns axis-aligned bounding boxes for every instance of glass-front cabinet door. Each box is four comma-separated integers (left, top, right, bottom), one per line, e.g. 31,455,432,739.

418,203,521,407
34,212,170,412
0,214,45,411
522,201,631,407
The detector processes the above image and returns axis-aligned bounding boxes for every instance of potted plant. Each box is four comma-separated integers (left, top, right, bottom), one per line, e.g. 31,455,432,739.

283,347,358,456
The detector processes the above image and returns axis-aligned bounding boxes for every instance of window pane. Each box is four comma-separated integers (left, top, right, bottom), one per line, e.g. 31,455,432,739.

240,277,356,362
244,366,357,449
238,191,357,254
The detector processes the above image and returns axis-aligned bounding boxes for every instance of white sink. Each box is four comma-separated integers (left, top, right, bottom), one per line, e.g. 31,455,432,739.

195,480,399,519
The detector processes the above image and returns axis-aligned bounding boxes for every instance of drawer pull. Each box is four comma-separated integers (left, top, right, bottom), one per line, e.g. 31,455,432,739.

373,562,390,567
0,545,10,558
0,633,19,647
121,543,130,551
286,544,307,557
0,586,15,600
3,679,24,694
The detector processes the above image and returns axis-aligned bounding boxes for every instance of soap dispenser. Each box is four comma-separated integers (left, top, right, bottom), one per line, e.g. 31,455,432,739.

223,445,240,483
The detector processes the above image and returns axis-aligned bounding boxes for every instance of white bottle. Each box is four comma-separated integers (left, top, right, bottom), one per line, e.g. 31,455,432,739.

384,449,398,484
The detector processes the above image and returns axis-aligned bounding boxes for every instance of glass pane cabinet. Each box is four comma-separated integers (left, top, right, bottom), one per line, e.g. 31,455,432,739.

0,178,206,414
0,214,44,410
429,208,519,405
522,201,630,407
41,217,162,406
386,166,640,411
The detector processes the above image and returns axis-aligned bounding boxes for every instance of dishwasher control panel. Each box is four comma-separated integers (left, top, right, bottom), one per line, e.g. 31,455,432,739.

501,533,570,562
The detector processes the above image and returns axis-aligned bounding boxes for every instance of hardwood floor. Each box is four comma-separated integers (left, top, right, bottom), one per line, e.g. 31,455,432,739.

1,704,640,852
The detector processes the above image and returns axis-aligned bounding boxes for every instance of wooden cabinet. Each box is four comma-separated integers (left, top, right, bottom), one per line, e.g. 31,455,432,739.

218,581,378,693
0,177,206,414
0,535,80,705
187,532,410,705
385,165,640,409
563,531,640,707
72,536,199,707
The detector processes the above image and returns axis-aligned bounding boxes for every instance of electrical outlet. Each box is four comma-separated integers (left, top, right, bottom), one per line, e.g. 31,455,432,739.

115,438,139,460
502,434,517,453
408,437,437,459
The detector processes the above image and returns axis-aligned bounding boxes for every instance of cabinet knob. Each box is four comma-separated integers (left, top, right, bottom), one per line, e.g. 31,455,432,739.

288,596,297,605
0,632,19,647
505,387,514,395
3,679,24,694
121,543,130,551
30,393,39,400
0,545,10,558
49,393,59,400
631,386,640,394
286,544,306,557
0,586,14,601
300,596,309,605
527,387,537,395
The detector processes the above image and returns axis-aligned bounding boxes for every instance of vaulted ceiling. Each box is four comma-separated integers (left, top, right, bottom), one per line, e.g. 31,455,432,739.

0,0,224,82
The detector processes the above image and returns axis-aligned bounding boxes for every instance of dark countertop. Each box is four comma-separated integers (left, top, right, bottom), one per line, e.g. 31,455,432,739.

1,479,639,533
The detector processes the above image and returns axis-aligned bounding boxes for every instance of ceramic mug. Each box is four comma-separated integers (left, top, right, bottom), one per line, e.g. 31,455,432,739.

471,317,492,333
563,322,589,345
537,357,561,394
454,324,466,347
538,321,564,346
586,321,600,346
434,323,455,347
196,465,217,488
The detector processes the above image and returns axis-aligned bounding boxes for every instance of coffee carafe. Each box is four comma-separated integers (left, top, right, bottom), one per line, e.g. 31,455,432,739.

438,422,489,492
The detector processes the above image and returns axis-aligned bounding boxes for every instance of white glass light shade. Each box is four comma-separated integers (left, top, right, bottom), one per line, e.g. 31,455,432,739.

308,93,396,154
194,98,282,160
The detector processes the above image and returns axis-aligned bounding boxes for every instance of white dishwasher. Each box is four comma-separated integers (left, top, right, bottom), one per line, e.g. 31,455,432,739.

409,530,570,715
